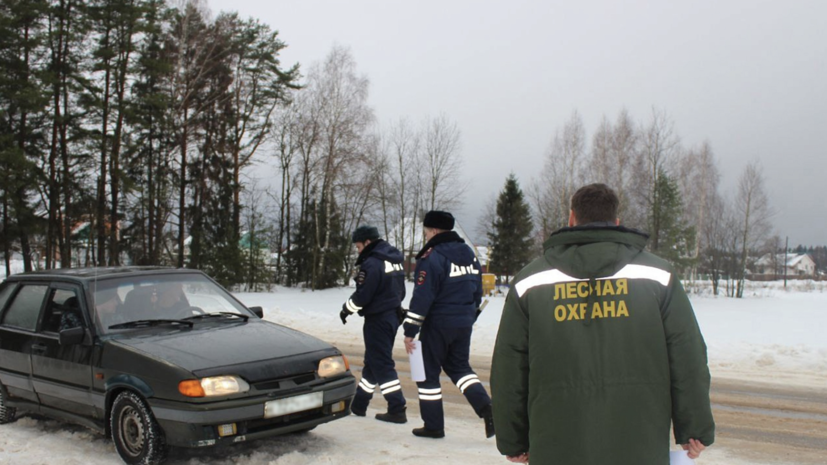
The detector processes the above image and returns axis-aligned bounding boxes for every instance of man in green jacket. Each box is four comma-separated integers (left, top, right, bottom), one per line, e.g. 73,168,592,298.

491,183,714,464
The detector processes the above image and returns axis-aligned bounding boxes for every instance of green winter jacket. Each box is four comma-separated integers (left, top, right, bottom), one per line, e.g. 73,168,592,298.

491,225,715,465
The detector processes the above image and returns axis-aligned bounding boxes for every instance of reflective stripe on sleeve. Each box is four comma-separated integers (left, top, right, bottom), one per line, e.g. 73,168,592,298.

403,317,422,326
346,299,362,313
406,312,425,321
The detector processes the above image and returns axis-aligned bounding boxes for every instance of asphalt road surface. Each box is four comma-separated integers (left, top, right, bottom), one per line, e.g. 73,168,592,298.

337,342,827,465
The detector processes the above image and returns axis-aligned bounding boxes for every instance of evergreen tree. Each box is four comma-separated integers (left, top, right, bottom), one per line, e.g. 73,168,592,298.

285,195,348,289
124,0,175,265
488,173,533,284
649,169,695,271
0,0,50,272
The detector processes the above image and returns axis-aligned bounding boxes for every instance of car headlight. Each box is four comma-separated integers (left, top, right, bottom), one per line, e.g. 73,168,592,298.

317,355,349,378
178,376,250,397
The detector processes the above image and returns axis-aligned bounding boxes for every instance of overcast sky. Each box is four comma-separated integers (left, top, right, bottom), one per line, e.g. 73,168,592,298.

209,0,826,246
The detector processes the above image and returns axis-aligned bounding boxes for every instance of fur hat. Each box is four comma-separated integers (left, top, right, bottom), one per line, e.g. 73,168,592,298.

352,225,380,243
423,211,455,230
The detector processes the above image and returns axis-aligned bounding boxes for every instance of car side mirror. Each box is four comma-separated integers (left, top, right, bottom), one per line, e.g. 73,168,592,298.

59,326,85,345
249,306,264,318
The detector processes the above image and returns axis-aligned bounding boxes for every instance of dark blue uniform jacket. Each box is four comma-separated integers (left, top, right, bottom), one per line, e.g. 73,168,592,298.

404,231,482,337
345,239,406,318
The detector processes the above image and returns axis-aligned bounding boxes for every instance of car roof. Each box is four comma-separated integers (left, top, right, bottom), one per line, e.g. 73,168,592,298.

5,267,203,282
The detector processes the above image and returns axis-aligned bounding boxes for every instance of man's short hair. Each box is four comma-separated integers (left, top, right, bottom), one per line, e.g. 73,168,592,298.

570,183,619,224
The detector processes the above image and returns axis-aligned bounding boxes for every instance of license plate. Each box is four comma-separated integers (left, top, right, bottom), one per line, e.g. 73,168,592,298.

264,392,324,418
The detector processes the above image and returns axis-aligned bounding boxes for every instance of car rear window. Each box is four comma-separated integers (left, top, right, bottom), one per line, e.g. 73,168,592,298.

1,284,48,331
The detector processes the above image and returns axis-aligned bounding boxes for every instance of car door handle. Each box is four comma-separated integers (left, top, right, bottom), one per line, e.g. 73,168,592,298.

31,343,48,354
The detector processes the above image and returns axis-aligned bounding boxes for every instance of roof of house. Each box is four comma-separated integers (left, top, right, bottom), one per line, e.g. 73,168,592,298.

756,253,813,268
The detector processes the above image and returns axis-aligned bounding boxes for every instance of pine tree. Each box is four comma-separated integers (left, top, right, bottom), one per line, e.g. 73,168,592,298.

0,0,51,272
649,169,695,271
488,174,533,284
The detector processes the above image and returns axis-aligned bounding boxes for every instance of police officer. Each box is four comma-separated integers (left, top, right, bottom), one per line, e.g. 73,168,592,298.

340,225,407,423
403,211,494,439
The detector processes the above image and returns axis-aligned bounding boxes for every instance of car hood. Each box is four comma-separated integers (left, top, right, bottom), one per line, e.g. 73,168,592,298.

113,320,336,380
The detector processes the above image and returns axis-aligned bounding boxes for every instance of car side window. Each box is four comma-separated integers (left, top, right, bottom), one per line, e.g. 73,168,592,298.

1,284,48,331
42,288,85,333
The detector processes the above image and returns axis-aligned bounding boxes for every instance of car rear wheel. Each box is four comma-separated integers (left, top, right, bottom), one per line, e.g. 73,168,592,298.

110,391,167,465
0,384,16,424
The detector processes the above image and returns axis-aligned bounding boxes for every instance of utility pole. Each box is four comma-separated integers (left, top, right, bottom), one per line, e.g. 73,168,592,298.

783,236,789,289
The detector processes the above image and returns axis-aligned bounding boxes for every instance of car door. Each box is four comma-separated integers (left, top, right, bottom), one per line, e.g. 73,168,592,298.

0,281,49,407
30,282,95,417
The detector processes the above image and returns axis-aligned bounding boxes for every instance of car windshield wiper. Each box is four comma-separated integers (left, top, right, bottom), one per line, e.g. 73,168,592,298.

109,319,195,330
183,312,249,322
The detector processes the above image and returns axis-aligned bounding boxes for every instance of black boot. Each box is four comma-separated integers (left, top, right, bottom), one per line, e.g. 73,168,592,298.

481,404,495,438
412,426,445,438
375,408,407,424
350,407,366,417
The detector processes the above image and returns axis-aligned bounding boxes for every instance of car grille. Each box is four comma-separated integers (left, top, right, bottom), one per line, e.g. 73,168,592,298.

252,372,317,392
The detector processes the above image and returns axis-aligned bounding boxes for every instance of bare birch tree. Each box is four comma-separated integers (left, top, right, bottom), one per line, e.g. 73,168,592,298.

633,108,681,244
676,142,720,280
422,113,465,211
588,109,638,222
384,118,424,274
301,46,373,289
531,110,586,238
734,160,774,297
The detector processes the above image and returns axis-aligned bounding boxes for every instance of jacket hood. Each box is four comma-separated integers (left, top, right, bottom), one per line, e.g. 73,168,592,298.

543,224,650,279
357,239,403,265
418,231,475,266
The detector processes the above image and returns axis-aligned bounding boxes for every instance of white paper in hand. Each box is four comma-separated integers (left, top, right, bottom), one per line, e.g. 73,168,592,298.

670,451,695,465
409,340,426,382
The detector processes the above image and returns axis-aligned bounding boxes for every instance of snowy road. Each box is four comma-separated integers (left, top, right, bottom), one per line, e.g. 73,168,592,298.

3,344,823,465
335,342,827,465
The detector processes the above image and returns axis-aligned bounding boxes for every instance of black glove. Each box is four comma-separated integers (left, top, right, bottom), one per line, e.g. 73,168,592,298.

396,306,407,325
340,305,349,325
474,307,482,322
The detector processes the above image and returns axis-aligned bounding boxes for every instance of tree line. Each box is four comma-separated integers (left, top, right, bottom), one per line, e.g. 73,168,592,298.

0,0,469,290
484,109,779,297
0,0,304,287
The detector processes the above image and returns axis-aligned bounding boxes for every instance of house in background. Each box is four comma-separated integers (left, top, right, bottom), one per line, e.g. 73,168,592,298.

755,253,816,278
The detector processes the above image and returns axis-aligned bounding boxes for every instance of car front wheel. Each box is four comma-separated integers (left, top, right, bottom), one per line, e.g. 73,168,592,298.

110,391,167,465
0,384,16,424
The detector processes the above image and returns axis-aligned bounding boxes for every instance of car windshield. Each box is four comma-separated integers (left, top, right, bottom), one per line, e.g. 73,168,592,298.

89,273,251,334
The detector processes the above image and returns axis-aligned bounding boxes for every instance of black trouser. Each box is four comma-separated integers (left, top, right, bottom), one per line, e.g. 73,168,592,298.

352,311,406,414
416,324,491,430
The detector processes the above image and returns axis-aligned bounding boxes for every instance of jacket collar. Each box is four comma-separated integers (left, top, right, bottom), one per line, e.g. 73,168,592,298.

416,231,464,259
544,223,649,250
355,239,383,266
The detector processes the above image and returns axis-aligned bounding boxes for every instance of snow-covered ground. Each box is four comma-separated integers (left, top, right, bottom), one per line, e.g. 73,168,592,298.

234,282,827,389
2,278,826,464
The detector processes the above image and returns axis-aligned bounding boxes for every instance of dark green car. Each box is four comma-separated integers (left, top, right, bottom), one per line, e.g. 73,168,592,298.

0,267,356,464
